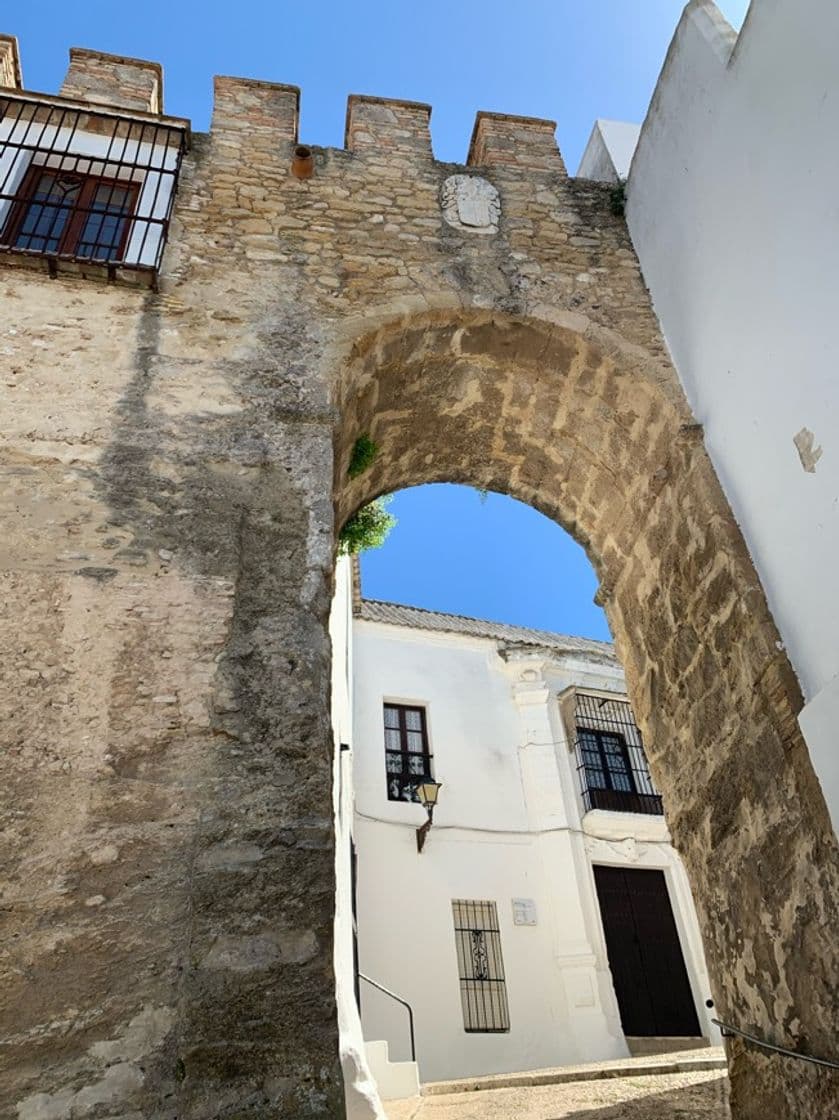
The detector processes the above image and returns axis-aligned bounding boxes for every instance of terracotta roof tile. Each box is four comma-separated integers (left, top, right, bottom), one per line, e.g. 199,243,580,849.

358,599,617,661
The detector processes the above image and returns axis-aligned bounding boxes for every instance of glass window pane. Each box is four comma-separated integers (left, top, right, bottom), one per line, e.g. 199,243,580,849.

601,733,624,755
384,728,401,750
92,183,132,210
383,706,400,729
77,197,130,260
405,709,423,731
585,763,607,789
406,730,425,753
16,173,79,253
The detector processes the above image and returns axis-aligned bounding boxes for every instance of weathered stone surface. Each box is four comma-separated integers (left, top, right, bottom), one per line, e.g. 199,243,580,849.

385,1067,729,1119
441,175,501,233
0,45,837,1120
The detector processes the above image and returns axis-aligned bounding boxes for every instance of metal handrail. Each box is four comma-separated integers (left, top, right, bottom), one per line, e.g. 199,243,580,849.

359,973,416,1063
711,1017,839,1071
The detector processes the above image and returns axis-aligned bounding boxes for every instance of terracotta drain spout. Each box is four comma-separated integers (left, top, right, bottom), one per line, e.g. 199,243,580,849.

292,145,314,179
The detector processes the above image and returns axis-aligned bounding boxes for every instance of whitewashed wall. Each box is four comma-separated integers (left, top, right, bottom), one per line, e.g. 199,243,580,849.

351,618,716,1084
578,119,640,182
621,0,839,826
330,560,387,1120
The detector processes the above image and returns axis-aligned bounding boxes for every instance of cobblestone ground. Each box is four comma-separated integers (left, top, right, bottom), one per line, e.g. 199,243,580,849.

385,1069,730,1120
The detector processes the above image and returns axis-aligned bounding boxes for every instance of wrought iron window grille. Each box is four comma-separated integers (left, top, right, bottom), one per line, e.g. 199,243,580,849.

383,703,434,803
0,92,187,285
573,691,663,816
452,899,510,1033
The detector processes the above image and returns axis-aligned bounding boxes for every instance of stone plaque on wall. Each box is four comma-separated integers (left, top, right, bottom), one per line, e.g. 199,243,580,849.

512,897,538,925
441,174,501,233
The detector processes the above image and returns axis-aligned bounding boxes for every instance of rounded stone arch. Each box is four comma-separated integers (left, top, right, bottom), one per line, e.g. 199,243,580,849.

332,307,839,1119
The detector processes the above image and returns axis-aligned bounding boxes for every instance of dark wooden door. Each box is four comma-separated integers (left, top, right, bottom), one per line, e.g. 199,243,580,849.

594,865,701,1037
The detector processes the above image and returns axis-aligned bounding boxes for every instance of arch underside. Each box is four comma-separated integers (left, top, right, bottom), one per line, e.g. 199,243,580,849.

333,310,839,1118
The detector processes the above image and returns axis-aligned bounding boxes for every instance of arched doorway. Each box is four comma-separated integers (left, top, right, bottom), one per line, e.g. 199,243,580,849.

332,308,839,1119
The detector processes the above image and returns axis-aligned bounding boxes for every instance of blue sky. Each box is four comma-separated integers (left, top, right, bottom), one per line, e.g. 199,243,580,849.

10,1,749,641
12,1,747,167
361,486,610,640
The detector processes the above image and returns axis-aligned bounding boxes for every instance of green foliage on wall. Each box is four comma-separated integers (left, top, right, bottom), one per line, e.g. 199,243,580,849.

338,497,396,555
609,178,627,217
347,434,379,478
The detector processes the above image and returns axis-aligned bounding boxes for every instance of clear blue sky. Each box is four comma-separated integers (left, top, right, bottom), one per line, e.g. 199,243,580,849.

10,1,749,641
12,1,747,167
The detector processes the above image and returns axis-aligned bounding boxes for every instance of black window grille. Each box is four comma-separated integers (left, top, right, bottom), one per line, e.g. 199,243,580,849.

574,692,663,816
452,900,510,1033
383,703,433,802
0,92,187,281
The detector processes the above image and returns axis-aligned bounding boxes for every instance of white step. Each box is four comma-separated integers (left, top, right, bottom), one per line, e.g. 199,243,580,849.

365,1040,421,1101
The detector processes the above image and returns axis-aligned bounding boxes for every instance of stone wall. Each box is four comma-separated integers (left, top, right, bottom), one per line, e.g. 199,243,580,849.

0,40,837,1120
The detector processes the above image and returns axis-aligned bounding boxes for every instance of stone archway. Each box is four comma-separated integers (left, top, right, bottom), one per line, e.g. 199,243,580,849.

4,67,837,1120
332,307,839,1120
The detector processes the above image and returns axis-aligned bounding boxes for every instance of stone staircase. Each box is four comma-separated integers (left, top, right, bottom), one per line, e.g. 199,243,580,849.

420,1047,727,1096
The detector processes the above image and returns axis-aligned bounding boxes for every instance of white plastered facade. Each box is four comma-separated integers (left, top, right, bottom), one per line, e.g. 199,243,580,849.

338,577,717,1088
578,0,839,830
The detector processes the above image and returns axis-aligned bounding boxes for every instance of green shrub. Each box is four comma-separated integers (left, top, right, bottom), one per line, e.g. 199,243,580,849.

338,497,396,555
347,434,379,479
609,179,627,217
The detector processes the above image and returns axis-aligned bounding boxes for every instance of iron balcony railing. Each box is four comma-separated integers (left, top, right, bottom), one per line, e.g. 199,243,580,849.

573,691,663,817
0,91,187,282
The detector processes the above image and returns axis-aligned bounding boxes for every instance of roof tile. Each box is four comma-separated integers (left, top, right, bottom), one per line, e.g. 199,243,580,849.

358,599,616,661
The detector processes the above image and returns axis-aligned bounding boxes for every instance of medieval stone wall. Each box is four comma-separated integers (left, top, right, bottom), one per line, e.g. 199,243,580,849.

0,40,837,1120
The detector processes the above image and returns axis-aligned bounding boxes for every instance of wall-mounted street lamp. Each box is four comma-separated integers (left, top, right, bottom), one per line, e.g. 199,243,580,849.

415,780,443,853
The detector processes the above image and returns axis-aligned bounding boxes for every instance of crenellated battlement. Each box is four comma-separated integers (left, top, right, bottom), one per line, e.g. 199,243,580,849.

1,36,569,172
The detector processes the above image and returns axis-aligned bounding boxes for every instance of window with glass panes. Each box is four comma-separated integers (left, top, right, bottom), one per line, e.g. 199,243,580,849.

578,728,636,796
383,703,433,802
573,691,663,816
2,168,138,262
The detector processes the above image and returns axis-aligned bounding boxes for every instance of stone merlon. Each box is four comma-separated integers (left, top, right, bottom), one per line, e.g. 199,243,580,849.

0,33,22,90
60,47,164,114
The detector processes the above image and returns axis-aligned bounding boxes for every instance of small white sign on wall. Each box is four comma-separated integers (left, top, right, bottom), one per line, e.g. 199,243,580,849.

512,898,538,926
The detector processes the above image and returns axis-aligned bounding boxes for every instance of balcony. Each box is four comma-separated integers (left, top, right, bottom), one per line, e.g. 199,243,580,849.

573,692,663,817
0,91,187,285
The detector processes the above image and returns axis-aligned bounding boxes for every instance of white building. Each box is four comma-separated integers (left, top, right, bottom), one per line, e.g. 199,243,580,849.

579,0,839,832
334,570,718,1096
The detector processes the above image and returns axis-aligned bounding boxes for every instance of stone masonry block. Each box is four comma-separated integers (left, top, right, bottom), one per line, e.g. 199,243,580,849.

468,110,566,174
345,94,433,156
0,33,21,90
60,47,163,114
211,76,299,143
